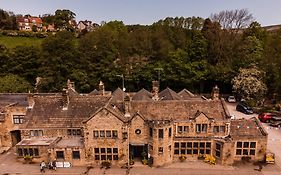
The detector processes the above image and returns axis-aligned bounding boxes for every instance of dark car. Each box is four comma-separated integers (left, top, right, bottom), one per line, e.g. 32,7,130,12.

270,117,281,127
236,103,254,114
258,112,281,123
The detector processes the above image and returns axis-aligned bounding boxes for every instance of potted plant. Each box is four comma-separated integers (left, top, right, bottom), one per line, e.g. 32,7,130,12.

142,158,148,165
179,155,187,162
23,155,33,164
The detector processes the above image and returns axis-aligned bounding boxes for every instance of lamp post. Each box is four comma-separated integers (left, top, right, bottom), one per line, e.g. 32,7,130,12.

117,74,125,92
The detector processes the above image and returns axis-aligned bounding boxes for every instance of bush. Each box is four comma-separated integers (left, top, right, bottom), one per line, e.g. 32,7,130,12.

204,155,216,165
142,159,148,165
101,160,111,169
179,155,187,162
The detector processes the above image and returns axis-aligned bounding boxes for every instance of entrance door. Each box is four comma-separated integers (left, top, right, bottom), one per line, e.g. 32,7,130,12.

130,144,148,159
10,130,21,146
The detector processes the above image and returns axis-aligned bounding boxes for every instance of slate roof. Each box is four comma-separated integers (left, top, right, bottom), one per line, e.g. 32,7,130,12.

24,94,111,129
132,88,153,101
16,137,60,146
159,88,182,100
178,89,196,100
0,94,29,108
230,117,267,137
130,100,228,121
111,88,126,102
88,89,99,95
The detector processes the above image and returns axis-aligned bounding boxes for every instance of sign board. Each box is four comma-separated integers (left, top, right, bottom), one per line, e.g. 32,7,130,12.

56,162,71,168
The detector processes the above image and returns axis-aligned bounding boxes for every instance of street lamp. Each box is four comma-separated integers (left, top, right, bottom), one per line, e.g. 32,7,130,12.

117,74,125,92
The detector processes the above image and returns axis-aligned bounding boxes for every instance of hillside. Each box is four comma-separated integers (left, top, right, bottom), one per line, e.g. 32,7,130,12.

0,35,43,48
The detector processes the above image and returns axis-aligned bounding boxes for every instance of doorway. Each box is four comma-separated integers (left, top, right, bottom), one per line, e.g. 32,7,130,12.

10,130,21,146
129,144,148,162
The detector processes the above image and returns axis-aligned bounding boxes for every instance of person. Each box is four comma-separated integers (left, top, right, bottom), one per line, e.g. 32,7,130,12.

48,161,53,169
52,160,56,170
40,160,46,173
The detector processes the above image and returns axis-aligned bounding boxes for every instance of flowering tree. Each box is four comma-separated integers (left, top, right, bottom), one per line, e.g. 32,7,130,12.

232,67,267,105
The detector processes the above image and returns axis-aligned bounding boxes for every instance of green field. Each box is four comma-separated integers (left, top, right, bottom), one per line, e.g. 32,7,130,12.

0,35,43,48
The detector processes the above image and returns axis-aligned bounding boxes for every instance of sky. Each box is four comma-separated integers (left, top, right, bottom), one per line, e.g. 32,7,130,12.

1,0,281,26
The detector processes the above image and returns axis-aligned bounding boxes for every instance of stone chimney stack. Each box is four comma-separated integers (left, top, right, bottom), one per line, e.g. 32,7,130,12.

152,81,159,101
67,79,75,90
99,81,105,96
62,88,69,110
124,93,131,118
27,93,35,108
211,85,220,100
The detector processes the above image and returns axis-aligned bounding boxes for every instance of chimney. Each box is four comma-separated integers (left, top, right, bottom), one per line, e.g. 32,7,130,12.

124,93,131,118
211,85,220,100
99,81,105,96
67,79,75,90
62,88,69,110
152,81,159,101
27,93,35,108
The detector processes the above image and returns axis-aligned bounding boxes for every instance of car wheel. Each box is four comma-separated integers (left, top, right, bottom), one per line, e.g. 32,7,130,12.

266,120,271,123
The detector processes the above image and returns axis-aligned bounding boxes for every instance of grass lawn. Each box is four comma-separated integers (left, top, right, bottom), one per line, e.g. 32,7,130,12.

0,35,43,48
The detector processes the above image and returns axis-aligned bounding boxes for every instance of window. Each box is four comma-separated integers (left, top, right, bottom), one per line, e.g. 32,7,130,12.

174,141,211,155
196,124,207,133
220,126,225,133
13,115,24,124
93,131,99,138
94,130,118,139
236,141,256,156
215,143,222,158
213,126,225,133
100,131,105,137
30,130,43,137
56,151,65,159
106,130,112,137
169,127,172,137
177,126,189,134
213,126,219,133
72,151,80,159
112,130,118,138
149,128,153,137
94,148,118,161
158,147,163,154
17,147,39,157
158,129,164,139
67,129,81,136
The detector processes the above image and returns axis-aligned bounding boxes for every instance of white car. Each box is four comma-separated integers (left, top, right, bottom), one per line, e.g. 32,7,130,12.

227,96,236,103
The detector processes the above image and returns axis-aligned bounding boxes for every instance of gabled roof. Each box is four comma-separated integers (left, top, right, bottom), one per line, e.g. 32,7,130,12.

88,89,99,95
131,99,228,121
23,94,111,128
230,117,267,137
178,89,195,100
132,88,153,101
159,87,182,100
111,88,126,102
191,110,214,120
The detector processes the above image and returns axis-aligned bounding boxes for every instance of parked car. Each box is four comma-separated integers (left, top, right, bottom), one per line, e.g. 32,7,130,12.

270,117,281,127
236,102,254,114
258,112,281,123
227,96,236,103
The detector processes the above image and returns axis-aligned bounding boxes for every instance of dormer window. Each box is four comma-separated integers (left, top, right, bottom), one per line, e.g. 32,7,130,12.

178,126,189,134
196,124,207,133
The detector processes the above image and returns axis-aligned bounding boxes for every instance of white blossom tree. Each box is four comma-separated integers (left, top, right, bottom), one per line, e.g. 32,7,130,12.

232,67,267,105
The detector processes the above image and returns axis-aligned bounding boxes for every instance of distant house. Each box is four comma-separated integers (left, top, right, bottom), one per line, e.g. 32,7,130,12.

42,24,55,32
77,20,99,32
17,16,43,31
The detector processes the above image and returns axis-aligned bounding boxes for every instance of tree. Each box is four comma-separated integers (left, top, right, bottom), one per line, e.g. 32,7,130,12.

0,74,32,93
54,9,76,31
232,67,267,105
0,9,17,30
211,9,253,29
40,31,78,91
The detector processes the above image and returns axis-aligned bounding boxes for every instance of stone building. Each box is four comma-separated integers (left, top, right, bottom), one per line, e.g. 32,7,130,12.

0,81,267,167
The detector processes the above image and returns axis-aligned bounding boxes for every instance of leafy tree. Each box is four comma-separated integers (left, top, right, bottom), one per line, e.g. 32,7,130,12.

7,45,40,83
39,31,78,91
232,67,267,104
0,74,32,93
54,9,76,31
0,9,17,30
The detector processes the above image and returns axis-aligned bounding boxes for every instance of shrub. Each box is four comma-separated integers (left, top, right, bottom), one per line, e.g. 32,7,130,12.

179,155,187,162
